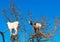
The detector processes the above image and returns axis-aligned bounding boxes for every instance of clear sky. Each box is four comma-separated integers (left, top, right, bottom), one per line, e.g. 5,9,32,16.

0,0,60,42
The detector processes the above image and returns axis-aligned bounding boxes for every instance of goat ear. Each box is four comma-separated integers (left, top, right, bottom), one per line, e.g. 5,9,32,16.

7,22,9,24
15,21,19,24
28,21,30,24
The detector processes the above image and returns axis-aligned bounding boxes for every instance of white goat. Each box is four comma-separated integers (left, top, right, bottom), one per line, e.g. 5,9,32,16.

7,21,19,36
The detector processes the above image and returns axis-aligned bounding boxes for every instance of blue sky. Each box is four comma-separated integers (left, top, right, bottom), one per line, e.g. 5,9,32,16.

0,0,60,42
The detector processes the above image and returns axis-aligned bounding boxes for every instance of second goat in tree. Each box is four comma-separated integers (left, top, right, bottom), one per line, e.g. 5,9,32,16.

28,21,42,33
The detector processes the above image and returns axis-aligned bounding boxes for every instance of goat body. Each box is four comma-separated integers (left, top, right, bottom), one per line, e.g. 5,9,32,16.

29,21,42,33
7,21,19,35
